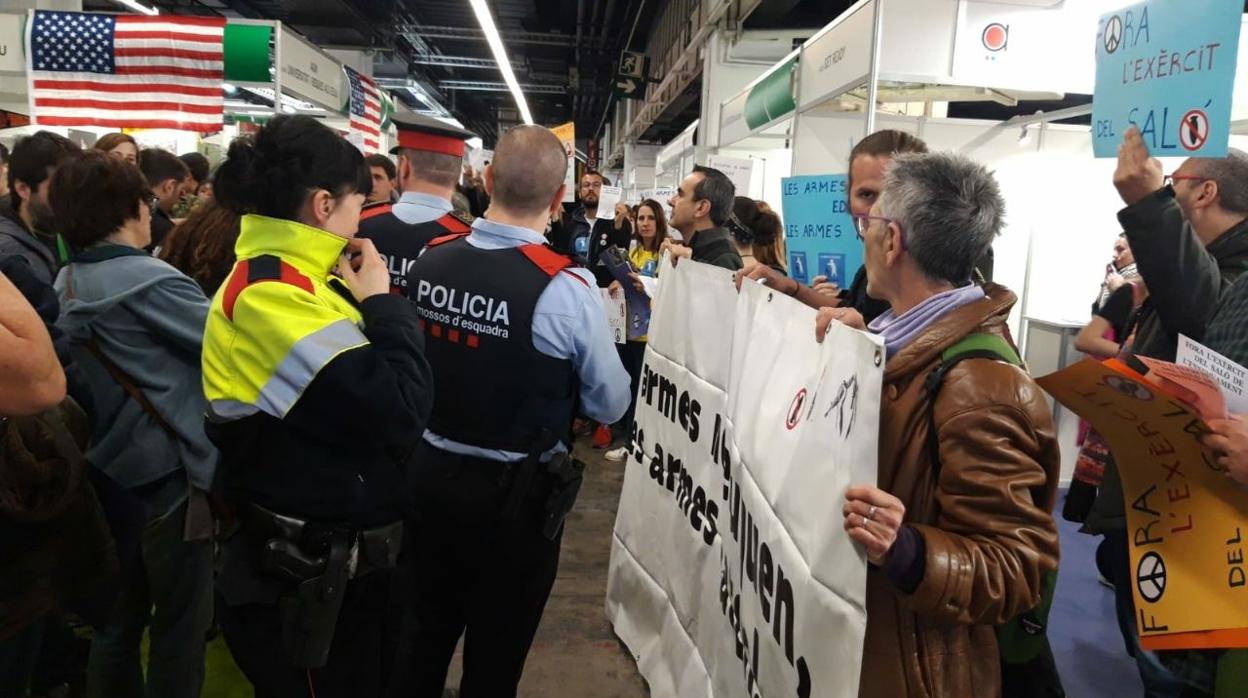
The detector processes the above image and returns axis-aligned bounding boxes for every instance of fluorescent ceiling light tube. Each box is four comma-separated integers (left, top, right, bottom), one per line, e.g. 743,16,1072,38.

110,0,159,15
468,0,534,125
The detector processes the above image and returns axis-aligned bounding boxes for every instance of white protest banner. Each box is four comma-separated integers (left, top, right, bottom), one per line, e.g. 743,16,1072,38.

598,185,623,216
468,148,493,174
599,288,627,345
707,154,755,197
607,257,881,698
1178,334,1248,414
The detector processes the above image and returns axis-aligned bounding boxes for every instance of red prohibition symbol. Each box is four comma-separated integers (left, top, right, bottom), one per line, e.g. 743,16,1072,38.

1180,109,1210,152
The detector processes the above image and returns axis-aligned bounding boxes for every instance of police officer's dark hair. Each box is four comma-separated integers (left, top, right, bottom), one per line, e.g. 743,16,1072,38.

690,165,734,227
213,115,371,220
582,170,611,187
847,130,928,194
48,150,148,249
0,142,8,165
139,148,189,189
366,153,397,181
7,131,80,212
398,149,458,189
179,152,211,186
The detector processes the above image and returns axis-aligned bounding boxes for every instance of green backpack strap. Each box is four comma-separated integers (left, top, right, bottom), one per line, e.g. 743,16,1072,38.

923,333,1056,667
55,234,70,266
922,332,1022,478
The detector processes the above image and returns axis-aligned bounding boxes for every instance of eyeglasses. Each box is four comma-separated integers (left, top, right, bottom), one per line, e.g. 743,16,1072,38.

851,213,906,249
1164,174,1204,188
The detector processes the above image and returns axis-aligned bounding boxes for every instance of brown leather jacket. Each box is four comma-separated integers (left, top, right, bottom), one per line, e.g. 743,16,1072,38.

859,284,1061,698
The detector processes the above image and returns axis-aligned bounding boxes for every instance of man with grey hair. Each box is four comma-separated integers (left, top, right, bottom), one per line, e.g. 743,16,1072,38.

394,124,630,697
1083,126,1248,697
813,151,1062,698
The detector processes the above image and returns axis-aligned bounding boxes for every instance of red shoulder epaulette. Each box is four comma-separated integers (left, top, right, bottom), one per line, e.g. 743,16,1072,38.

222,255,314,321
359,203,393,222
436,212,472,234
427,231,471,248
517,244,588,286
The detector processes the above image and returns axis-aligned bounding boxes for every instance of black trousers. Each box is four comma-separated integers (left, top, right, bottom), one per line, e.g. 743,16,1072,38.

617,340,647,433
388,443,563,698
220,568,393,698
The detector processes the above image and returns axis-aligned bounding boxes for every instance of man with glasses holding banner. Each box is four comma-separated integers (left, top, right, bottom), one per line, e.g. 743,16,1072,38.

1085,125,1248,697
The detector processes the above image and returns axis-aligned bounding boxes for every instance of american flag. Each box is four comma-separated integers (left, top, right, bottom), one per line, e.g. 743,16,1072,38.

344,65,381,153
26,11,226,133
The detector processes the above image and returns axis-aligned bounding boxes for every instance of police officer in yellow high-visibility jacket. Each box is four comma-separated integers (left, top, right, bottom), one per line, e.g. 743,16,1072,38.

201,116,433,698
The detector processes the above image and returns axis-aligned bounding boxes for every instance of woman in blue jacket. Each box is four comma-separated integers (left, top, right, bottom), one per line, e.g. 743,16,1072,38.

52,150,215,698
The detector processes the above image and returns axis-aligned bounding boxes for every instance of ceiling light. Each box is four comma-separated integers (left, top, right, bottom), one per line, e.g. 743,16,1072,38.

109,0,159,15
467,0,533,125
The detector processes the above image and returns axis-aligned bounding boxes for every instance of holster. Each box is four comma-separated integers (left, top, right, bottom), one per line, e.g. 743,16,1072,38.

243,504,403,668
499,429,558,521
541,452,585,540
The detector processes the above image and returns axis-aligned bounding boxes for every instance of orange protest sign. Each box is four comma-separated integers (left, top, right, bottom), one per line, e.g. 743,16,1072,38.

1038,359,1248,650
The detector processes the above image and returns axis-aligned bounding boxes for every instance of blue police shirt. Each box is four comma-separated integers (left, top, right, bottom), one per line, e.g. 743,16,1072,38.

392,191,452,226
423,217,632,462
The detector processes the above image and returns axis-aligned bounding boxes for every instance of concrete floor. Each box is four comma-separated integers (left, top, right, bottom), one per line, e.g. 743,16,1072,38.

443,442,651,697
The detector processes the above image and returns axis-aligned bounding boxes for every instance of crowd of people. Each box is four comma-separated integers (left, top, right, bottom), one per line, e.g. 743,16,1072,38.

0,108,1246,698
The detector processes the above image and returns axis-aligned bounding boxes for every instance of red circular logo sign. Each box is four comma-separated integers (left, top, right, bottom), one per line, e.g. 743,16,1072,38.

786,389,807,431
982,23,1009,52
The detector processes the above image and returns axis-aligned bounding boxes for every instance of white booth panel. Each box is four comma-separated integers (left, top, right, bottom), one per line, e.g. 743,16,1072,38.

718,146,793,211
792,109,918,175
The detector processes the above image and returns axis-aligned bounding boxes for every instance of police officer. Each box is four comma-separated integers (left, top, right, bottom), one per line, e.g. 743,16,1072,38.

357,113,477,294
390,125,631,697
202,115,434,697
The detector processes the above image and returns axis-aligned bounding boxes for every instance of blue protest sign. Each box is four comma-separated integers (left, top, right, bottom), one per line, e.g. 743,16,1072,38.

1092,0,1242,158
780,175,859,287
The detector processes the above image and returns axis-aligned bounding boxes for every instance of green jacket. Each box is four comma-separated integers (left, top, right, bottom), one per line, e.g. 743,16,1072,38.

1085,188,1248,532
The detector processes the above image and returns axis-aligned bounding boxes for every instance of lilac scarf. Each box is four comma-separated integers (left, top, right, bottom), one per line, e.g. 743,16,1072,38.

868,284,987,358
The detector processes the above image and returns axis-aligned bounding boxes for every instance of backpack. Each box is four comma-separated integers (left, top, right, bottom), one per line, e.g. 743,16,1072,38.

922,332,1065,698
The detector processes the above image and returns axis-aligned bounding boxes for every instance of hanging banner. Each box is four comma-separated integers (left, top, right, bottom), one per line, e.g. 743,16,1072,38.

552,121,576,203
780,174,858,287
707,154,755,198
1038,358,1248,650
26,11,226,133
607,257,880,698
1091,0,1243,158
278,26,344,112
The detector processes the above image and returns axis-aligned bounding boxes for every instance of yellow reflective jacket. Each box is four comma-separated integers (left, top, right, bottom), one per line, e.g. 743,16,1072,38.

203,214,368,420
201,214,434,527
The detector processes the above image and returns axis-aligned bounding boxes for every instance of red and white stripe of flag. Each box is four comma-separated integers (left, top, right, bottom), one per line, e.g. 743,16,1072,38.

351,72,382,152
28,14,225,133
